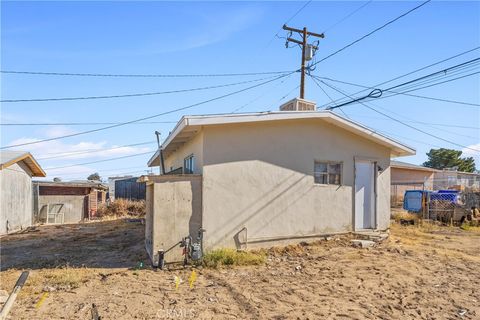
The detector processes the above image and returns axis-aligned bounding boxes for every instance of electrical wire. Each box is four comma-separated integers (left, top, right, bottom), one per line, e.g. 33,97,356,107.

231,72,294,113
318,79,480,152
266,0,313,48
319,59,480,109
309,0,431,68
314,75,480,107
1,74,291,103
310,76,351,119
321,0,372,34
346,116,479,130
37,141,156,160
0,72,295,149
317,46,480,108
45,151,154,171
0,121,177,126
0,70,292,78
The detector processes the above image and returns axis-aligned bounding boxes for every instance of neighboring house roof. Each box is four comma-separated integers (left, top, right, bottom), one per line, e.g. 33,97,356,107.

33,180,108,190
148,111,416,166
0,151,46,177
391,160,480,177
391,160,439,172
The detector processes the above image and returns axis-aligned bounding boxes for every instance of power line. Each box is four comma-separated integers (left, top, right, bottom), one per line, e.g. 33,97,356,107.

45,151,154,171
0,121,177,126
318,79,480,153
266,0,313,48
317,46,480,108
309,0,431,68
334,113,479,130
230,72,294,113
319,58,480,109
50,165,151,179
37,141,156,160
1,72,295,149
310,76,351,119
0,70,291,78
315,75,480,107
321,0,372,34
1,74,291,103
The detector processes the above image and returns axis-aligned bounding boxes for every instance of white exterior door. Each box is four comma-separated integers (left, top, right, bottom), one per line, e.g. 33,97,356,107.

355,161,376,230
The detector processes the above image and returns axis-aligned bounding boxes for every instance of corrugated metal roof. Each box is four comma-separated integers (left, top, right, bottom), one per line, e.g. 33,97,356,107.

0,151,46,177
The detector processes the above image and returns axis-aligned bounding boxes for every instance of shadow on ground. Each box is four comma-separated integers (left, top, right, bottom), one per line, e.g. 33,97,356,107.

0,219,148,270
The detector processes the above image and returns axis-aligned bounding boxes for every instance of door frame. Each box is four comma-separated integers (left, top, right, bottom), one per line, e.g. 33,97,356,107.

353,157,378,231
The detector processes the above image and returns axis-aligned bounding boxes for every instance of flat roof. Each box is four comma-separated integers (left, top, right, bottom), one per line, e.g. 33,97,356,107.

391,160,439,172
0,151,46,177
148,111,416,166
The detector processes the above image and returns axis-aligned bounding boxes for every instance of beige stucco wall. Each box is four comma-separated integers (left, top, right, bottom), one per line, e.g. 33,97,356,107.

0,162,33,234
201,119,391,250
390,167,434,206
145,175,202,266
391,167,435,187
164,131,204,174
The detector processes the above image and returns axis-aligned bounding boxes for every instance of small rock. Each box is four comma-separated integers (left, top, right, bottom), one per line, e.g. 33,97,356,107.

43,285,56,292
458,309,467,317
351,240,375,248
208,297,217,302
295,265,302,271
325,236,332,241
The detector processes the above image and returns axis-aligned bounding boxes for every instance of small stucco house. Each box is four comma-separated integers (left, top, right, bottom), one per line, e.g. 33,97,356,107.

142,98,415,265
0,151,46,235
33,180,108,224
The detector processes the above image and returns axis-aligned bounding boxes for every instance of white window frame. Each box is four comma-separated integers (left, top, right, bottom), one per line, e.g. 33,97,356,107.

314,161,343,185
184,154,195,174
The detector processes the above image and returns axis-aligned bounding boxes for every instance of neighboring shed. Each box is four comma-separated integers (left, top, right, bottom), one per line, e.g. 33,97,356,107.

0,151,46,235
142,98,416,266
114,177,146,201
390,160,437,207
107,175,133,201
33,180,108,224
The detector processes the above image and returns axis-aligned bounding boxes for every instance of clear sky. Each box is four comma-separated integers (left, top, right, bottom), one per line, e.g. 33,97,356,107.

1,1,479,180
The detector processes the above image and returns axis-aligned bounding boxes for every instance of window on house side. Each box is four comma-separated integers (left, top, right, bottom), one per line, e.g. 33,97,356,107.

184,155,194,174
314,161,342,185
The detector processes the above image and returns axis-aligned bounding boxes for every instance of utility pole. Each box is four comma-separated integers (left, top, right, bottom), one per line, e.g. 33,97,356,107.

283,24,324,99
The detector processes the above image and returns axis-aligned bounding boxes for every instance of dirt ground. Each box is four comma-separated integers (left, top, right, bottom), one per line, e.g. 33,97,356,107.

1,219,479,320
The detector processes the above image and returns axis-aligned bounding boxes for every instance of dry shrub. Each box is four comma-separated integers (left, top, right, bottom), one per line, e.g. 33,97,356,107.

203,249,266,268
97,199,145,218
391,209,419,223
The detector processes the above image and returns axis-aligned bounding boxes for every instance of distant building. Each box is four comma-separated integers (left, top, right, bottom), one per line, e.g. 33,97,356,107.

390,160,480,206
0,151,46,234
33,180,108,224
107,176,132,201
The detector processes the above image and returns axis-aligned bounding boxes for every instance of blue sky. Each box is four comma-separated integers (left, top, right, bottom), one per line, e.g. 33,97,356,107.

1,1,479,180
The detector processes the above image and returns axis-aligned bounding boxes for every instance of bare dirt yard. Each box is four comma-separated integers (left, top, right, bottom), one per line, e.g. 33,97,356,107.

1,219,479,320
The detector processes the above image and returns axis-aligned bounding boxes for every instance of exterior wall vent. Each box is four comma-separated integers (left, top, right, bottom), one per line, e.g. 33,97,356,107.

279,98,316,111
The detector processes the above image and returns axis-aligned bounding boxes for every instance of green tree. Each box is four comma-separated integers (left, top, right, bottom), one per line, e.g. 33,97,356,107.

87,172,101,181
423,148,476,172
